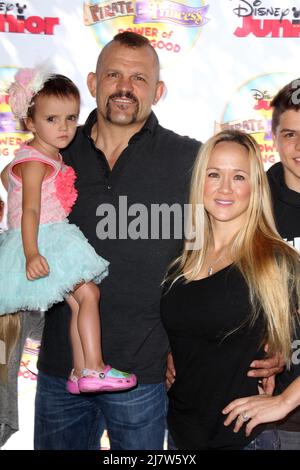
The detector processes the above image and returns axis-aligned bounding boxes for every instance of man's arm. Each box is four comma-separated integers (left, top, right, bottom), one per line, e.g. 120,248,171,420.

167,349,284,394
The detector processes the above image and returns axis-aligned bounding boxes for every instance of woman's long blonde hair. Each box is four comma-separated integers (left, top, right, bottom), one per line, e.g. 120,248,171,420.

0,313,21,382
168,129,300,364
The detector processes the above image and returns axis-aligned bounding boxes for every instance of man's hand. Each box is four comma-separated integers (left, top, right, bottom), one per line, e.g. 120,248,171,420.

166,352,176,390
258,376,276,396
248,345,285,394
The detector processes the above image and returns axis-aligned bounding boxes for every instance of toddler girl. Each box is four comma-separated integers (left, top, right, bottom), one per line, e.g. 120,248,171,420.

0,65,137,394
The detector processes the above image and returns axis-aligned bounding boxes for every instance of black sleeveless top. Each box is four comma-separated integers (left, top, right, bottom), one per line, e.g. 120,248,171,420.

161,265,268,449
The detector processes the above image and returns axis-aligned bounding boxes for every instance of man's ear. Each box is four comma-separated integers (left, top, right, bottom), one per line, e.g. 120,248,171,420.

153,81,166,105
272,132,278,151
87,72,97,98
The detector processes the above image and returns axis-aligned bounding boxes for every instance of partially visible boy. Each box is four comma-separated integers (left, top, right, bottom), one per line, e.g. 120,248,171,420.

267,79,300,449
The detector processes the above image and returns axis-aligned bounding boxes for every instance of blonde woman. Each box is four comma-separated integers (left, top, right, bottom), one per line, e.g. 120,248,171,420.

161,129,300,450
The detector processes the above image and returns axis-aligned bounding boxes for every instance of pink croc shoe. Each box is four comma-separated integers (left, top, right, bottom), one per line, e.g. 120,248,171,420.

66,369,80,394
78,365,137,393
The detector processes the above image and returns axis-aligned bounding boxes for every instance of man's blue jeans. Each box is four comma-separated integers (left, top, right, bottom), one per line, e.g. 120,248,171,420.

243,429,280,450
34,371,167,450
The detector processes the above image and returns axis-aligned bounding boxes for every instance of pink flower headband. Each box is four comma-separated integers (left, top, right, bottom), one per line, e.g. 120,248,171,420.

8,63,54,119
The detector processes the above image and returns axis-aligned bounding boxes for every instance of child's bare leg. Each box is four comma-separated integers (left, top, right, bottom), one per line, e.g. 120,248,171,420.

66,282,137,394
65,294,85,377
71,282,105,371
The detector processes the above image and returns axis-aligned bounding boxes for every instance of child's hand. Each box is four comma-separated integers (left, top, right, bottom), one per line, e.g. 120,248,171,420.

26,254,50,280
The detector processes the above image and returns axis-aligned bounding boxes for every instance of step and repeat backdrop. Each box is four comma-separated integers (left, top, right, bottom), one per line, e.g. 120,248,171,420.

1,0,300,449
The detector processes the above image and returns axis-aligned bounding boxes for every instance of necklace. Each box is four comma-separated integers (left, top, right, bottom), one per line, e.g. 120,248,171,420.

207,249,228,276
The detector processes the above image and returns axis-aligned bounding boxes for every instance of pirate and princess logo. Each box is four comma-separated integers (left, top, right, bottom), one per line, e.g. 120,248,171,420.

83,0,210,66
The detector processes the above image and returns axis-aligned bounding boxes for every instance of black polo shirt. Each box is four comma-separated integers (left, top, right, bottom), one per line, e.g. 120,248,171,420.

37,110,200,383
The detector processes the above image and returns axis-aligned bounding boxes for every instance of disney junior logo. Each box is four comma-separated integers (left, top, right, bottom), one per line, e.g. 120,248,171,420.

230,0,300,37
0,1,60,34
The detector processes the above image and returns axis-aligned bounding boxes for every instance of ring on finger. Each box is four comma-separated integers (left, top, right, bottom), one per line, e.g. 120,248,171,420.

240,411,250,422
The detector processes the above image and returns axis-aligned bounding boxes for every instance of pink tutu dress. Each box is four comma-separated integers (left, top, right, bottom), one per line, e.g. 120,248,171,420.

0,145,109,314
